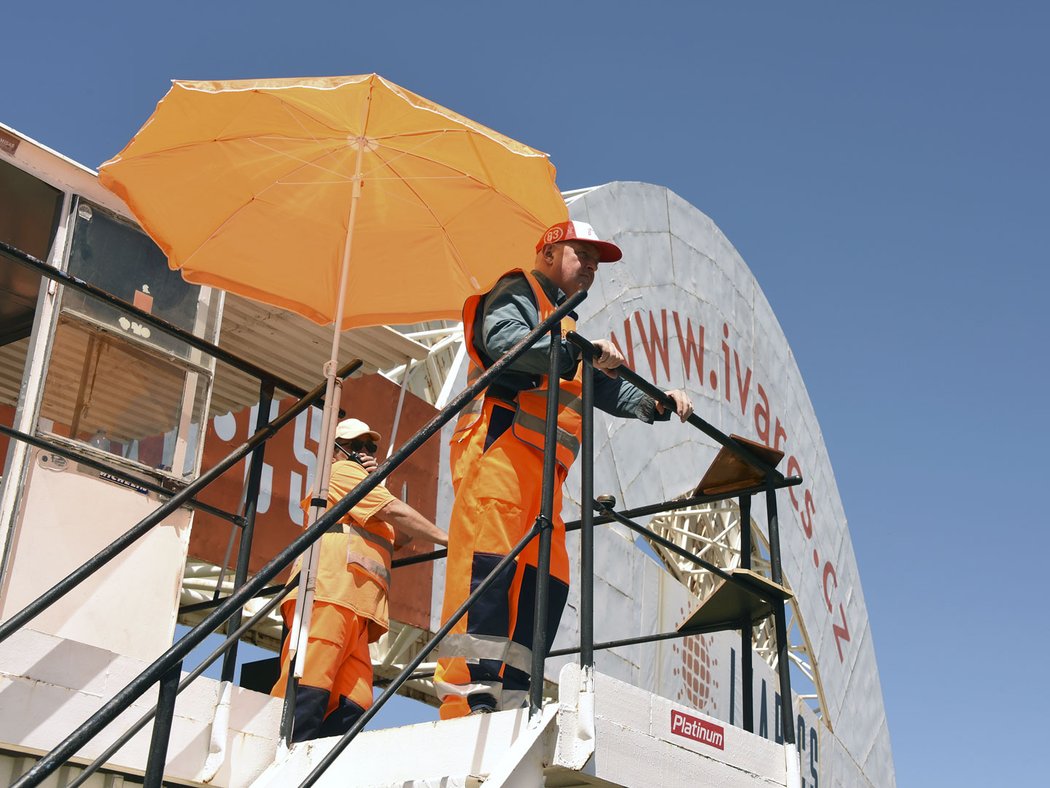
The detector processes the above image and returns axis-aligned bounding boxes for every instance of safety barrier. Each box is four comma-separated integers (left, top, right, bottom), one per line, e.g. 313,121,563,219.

4,251,803,786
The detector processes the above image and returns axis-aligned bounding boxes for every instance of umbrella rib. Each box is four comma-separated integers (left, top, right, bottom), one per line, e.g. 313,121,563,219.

253,87,359,145
360,127,526,185
246,137,355,187
180,144,352,268
371,141,554,228
375,152,483,289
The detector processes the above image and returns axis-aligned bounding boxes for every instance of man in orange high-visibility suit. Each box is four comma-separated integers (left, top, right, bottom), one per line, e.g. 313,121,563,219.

435,220,694,718
273,418,448,742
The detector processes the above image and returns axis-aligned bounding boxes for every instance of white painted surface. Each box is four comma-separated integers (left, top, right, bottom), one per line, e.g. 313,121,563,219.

0,628,282,787
0,449,191,663
255,664,788,788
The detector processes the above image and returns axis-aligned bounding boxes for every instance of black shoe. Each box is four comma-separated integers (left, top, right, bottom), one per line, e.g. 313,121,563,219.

468,703,496,715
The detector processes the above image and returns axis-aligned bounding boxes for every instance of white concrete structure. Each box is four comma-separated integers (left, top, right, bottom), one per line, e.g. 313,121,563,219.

0,122,893,786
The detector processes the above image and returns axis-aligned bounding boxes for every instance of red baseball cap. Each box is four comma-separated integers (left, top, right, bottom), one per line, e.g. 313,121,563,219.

536,220,622,262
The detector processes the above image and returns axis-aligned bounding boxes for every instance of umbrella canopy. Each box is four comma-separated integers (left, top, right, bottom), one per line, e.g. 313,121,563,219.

98,76,568,720
98,74,567,329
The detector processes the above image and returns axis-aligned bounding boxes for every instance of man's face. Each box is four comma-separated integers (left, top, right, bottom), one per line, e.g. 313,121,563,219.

543,241,601,296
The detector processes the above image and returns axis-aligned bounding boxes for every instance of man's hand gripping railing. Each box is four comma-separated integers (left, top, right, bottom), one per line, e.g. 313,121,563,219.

566,331,786,483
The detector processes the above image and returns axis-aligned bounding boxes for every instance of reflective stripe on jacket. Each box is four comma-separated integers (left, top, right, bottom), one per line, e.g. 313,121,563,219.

344,521,395,589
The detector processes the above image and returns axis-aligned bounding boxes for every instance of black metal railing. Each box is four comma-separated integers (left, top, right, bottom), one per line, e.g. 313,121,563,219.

0,240,311,400
7,261,803,785
296,306,803,786
8,289,586,788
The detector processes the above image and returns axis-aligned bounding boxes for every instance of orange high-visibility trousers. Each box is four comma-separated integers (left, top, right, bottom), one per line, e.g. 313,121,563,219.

435,399,571,718
273,602,372,741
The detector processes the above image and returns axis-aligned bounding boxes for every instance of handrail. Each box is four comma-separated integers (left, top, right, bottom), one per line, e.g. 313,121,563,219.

568,331,797,747
566,330,786,482
177,582,285,615
387,475,803,570
0,359,361,646
12,279,802,786
0,424,244,525
553,618,765,658
591,497,786,602
0,240,311,399
11,289,587,788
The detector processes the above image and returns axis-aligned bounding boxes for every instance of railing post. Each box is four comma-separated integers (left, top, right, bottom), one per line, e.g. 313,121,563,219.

765,483,796,747
221,380,276,683
580,352,595,670
529,323,562,718
739,494,755,733
143,660,181,788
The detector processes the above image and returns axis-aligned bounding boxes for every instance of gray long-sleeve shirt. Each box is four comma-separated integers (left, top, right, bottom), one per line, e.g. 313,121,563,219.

476,270,665,423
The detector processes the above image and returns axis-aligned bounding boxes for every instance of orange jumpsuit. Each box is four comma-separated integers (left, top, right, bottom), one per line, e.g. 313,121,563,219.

435,270,588,718
272,459,395,741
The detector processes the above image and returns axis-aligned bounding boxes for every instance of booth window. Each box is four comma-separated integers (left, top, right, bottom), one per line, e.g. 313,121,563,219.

37,199,218,479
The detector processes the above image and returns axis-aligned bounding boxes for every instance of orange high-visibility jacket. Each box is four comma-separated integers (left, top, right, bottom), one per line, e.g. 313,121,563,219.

456,269,584,470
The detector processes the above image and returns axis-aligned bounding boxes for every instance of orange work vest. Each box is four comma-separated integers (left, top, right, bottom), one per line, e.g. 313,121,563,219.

457,270,584,470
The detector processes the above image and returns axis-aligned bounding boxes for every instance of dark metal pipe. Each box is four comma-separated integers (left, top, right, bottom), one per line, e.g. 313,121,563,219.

549,618,752,657
177,582,284,615
142,661,180,788
386,475,803,571
596,499,737,584
764,484,796,746
528,324,562,717
570,477,802,530
565,331,785,481
596,499,792,606
579,353,595,670
0,240,309,399
0,358,360,646
391,548,448,567
739,494,754,733
0,424,243,525
12,291,585,788
739,494,753,568
221,381,275,683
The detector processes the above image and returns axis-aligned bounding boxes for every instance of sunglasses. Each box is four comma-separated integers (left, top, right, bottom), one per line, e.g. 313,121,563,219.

350,440,378,454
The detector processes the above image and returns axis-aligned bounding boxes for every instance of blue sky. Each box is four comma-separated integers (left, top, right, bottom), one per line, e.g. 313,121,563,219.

4,2,1047,785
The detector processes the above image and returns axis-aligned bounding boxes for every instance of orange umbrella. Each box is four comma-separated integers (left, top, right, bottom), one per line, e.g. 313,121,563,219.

99,73,567,329
98,74,567,717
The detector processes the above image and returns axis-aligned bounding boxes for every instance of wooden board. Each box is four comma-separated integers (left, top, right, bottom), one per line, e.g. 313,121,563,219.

677,569,792,631
693,434,784,496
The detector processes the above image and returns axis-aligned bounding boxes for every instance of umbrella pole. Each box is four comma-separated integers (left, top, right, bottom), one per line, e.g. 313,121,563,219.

282,144,367,742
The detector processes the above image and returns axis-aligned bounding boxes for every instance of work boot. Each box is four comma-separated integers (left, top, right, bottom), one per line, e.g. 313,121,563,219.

290,684,331,743
319,696,367,737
